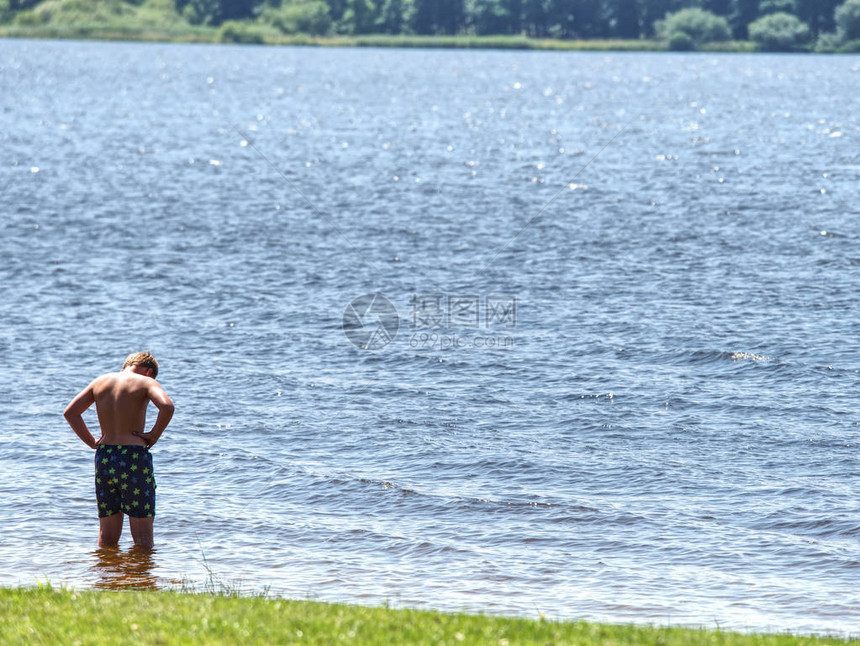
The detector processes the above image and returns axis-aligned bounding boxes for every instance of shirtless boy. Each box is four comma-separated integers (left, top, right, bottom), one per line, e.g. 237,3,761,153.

64,352,174,549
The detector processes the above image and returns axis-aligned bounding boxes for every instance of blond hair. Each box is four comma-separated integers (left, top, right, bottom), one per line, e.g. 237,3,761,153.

122,351,159,378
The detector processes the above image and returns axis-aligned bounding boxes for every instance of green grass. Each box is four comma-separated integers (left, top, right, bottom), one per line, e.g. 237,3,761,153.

0,24,669,49
341,34,669,51
0,585,854,646
0,25,763,51
0,19,763,51
0,23,218,41
0,22,773,51
698,40,758,52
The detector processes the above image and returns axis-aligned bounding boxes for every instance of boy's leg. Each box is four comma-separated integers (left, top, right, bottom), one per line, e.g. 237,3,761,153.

98,513,123,547
129,517,154,549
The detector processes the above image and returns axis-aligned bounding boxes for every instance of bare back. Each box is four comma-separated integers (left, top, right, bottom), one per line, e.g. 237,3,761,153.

65,355,173,548
92,371,157,446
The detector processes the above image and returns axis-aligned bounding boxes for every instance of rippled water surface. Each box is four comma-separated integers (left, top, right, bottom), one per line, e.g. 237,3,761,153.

1,40,859,635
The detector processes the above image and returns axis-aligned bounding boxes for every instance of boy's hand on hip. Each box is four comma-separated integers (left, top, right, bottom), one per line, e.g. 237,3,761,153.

133,431,156,447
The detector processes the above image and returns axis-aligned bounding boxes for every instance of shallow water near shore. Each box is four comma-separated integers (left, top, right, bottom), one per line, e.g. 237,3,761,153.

1,39,859,635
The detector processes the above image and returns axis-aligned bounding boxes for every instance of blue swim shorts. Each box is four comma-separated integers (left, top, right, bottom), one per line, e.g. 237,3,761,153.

94,445,156,518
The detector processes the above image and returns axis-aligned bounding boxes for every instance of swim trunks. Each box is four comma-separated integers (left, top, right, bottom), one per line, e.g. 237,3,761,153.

94,445,156,518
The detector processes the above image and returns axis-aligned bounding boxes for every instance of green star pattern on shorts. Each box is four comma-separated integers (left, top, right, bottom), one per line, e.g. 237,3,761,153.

95,445,155,519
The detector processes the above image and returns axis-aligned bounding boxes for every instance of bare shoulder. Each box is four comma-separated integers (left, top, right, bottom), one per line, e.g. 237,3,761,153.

145,376,173,406
90,372,120,390
125,372,160,393
92,372,150,396
144,375,169,394
121,371,166,394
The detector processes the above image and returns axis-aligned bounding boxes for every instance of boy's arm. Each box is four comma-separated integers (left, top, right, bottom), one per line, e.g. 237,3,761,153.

64,383,99,449
133,381,174,448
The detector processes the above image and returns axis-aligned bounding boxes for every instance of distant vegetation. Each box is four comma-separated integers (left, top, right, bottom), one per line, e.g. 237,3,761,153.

655,7,732,48
2,0,860,51
748,11,810,50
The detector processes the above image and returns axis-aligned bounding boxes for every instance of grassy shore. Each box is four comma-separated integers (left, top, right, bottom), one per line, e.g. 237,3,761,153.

0,586,854,645
0,23,762,51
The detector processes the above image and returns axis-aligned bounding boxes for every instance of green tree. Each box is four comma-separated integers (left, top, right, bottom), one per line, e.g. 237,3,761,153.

262,0,331,33
729,0,759,37
219,0,259,20
522,0,548,36
835,0,860,38
339,0,376,32
703,0,731,17
7,0,42,12
503,0,522,32
180,0,221,24
668,29,695,47
411,0,434,32
439,0,465,32
377,0,413,32
217,18,266,39
467,0,510,33
748,10,809,48
571,0,608,38
612,0,641,37
549,0,579,37
656,7,732,44
411,0,463,33
796,0,838,33
326,0,347,20
640,0,685,36
758,0,795,14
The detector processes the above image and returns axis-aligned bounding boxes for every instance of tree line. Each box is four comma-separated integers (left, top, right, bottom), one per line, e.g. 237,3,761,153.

181,0,846,39
5,0,860,47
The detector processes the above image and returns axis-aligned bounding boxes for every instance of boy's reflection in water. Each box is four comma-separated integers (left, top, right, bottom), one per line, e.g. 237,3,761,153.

92,546,159,590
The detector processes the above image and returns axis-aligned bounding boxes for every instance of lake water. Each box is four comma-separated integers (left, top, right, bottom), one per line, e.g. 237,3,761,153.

1,39,859,635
